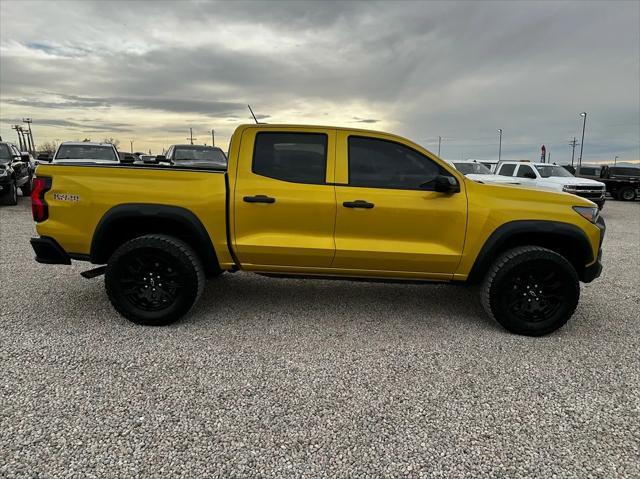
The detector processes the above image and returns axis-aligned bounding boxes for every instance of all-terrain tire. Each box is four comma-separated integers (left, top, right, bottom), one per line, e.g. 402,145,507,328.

105,234,205,326
481,246,580,336
0,181,18,206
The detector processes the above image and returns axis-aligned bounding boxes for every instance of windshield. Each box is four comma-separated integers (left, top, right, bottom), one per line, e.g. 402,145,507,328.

535,165,574,178
0,144,11,164
55,145,117,162
453,162,492,175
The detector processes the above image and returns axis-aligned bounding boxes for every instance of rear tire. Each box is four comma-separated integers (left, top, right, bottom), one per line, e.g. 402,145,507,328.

481,246,579,336
105,234,205,326
0,181,18,206
618,186,636,201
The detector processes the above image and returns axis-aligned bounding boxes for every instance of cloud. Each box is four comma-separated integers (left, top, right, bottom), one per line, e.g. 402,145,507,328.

0,0,638,160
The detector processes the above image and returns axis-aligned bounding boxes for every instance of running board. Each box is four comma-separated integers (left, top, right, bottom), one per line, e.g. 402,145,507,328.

80,266,107,279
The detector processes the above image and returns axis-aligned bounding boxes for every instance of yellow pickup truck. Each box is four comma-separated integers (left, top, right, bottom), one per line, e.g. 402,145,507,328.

30,124,605,336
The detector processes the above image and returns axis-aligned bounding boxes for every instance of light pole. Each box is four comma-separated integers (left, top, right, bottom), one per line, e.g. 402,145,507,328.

614,155,619,165
437,136,442,157
498,129,502,162
130,140,133,153
211,129,215,146
578,112,587,168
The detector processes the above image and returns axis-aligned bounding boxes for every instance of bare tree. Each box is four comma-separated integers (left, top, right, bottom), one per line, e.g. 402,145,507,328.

38,140,59,154
102,137,121,148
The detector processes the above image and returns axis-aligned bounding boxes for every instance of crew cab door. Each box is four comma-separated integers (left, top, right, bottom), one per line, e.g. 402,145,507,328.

233,128,337,268
332,132,467,278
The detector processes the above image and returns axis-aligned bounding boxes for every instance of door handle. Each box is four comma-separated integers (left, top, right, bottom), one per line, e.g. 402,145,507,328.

243,194,276,204
343,200,374,209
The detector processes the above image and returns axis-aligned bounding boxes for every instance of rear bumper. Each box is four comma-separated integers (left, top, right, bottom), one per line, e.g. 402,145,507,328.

581,216,605,283
30,237,71,265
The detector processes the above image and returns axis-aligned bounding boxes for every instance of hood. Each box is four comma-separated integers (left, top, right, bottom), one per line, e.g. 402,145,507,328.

465,174,522,185
541,176,605,187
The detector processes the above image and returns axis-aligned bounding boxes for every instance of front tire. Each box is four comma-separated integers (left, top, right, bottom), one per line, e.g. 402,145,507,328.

20,176,32,196
105,234,205,326
0,180,18,206
481,246,580,336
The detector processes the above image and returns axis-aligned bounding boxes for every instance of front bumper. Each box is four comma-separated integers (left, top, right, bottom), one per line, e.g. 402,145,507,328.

30,237,71,265
581,216,605,283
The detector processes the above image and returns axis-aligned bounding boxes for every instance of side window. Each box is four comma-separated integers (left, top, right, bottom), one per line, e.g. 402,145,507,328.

517,165,536,178
498,164,516,176
348,136,441,190
165,147,174,160
252,132,327,184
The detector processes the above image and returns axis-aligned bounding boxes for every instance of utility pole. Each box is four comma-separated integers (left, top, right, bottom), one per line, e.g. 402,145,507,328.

23,118,35,153
498,129,503,162
211,129,215,146
437,136,442,157
614,155,619,165
130,140,133,153
187,128,196,145
578,112,587,168
569,137,579,167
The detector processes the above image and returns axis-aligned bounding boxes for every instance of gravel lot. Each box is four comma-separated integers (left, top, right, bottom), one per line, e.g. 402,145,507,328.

1,196,639,478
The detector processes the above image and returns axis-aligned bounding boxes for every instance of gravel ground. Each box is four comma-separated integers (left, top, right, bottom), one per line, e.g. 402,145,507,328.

1,196,639,478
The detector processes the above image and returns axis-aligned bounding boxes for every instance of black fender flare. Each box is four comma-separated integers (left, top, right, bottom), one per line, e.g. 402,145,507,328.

467,220,594,282
90,203,220,273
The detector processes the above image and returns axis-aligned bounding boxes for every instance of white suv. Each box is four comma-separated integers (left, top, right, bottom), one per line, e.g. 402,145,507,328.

495,161,606,209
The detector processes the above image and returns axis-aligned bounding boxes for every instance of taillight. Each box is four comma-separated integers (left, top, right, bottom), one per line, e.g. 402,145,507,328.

31,177,52,222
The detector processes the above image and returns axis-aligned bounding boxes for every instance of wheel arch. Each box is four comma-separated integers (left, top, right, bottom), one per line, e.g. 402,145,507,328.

467,220,594,283
90,203,221,276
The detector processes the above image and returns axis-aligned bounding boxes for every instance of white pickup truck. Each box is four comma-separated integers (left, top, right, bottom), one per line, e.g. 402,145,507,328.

495,161,606,209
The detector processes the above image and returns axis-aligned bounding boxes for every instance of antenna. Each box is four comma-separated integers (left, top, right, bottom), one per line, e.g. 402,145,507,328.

248,105,259,124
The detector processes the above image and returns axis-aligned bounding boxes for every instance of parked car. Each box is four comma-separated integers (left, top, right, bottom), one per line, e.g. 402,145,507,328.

496,161,606,209
599,166,640,201
158,144,227,169
30,124,605,336
52,142,120,164
449,160,521,185
138,155,158,164
0,142,33,205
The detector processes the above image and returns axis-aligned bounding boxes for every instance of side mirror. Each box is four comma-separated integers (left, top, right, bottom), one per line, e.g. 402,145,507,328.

433,175,460,194
155,155,167,162
20,153,31,162
524,172,536,179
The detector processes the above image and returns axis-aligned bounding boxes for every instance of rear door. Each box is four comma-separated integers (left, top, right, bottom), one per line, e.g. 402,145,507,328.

332,132,467,278
233,128,337,268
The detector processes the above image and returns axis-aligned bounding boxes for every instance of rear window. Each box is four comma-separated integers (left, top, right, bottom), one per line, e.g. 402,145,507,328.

55,145,117,162
252,132,327,184
610,167,640,177
173,147,227,168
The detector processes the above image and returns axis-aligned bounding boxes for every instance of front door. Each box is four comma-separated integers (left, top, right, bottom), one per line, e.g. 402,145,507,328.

332,132,467,279
233,128,337,268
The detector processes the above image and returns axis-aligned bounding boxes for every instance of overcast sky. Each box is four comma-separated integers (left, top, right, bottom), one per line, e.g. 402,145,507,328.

1,0,639,163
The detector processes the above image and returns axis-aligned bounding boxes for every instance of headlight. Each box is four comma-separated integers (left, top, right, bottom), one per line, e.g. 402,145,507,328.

573,206,599,223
